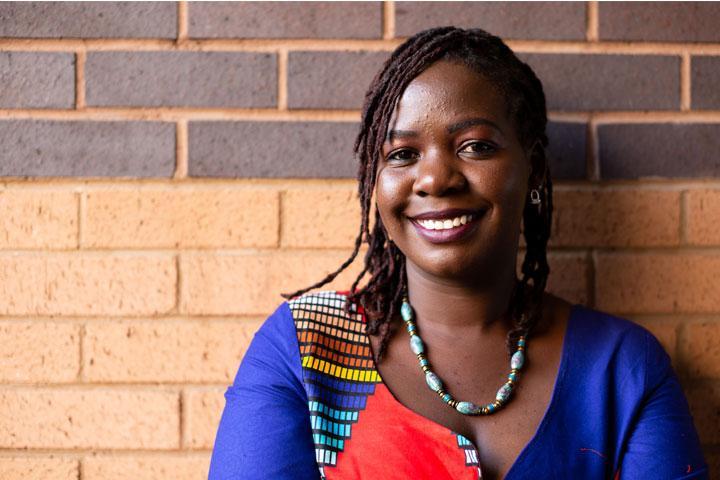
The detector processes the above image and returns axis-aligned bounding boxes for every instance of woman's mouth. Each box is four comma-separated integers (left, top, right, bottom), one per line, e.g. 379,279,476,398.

409,210,485,244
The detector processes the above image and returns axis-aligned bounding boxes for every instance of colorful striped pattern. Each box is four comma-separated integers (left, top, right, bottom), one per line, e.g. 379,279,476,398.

289,290,482,479
289,291,382,479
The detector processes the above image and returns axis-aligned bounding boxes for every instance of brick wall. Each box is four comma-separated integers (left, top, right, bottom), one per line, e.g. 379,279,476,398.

0,1,719,478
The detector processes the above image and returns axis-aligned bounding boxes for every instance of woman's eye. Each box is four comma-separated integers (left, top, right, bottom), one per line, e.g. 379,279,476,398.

386,149,417,162
459,141,496,156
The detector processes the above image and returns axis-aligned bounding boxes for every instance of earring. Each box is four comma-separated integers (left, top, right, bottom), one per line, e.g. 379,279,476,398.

529,188,541,205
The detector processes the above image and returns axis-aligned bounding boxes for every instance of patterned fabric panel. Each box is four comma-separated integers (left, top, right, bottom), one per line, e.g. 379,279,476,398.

289,291,382,480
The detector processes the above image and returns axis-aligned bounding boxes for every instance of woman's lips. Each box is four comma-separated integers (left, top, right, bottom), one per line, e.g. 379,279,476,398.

409,211,485,244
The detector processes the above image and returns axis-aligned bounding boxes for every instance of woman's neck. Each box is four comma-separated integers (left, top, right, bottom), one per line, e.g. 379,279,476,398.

404,261,519,340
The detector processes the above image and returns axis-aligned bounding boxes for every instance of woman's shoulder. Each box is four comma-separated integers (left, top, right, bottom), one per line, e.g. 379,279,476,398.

284,289,361,325
568,302,672,389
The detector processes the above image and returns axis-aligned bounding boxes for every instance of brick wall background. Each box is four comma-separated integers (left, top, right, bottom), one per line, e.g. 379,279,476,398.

0,1,719,478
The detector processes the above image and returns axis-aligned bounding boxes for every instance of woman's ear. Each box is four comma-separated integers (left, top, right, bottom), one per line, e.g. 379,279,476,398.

526,139,547,188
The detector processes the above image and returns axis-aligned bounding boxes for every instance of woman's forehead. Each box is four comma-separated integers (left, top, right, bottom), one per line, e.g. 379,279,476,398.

387,60,511,137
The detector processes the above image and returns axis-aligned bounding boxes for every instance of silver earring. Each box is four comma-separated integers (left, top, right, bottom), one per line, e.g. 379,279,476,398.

529,188,541,205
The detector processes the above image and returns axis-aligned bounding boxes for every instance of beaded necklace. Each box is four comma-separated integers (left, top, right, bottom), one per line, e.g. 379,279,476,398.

400,291,526,415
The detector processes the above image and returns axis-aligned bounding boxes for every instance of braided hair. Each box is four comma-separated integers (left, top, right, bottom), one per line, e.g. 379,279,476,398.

282,26,553,364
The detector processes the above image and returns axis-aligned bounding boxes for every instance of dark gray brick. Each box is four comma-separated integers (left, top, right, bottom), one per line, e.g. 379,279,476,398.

189,1,381,39
0,52,74,108
546,122,587,180
288,51,389,109
0,121,175,177
189,121,359,178
598,124,720,179
0,2,176,38
395,2,586,40
599,2,720,43
519,53,680,111
86,52,276,108
691,56,720,110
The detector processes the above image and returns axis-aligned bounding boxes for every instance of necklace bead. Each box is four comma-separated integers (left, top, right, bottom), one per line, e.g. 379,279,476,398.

401,295,527,416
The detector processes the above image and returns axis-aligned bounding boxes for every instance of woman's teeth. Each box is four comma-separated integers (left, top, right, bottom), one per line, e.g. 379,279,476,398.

417,214,473,230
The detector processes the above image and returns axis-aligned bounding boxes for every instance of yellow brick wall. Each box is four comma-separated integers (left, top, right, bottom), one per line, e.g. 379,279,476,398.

1,2,719,478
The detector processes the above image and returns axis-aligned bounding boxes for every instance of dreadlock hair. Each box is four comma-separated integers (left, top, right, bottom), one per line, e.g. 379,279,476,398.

282,26,553,364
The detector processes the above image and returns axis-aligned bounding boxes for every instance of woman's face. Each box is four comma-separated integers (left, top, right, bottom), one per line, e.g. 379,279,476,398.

375,59,539,284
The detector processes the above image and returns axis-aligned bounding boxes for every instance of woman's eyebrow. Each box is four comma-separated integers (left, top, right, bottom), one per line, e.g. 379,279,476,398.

385,129,418,142
447,117,504,135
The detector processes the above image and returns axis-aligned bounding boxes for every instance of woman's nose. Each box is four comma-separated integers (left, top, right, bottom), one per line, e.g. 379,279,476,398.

412,148,467,197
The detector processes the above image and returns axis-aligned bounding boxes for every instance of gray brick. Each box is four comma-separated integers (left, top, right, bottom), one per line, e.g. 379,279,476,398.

519,53,680,111
0,121,175,177
691,56,720,110
288,51,389,109
0,2,176,38
0,52,74,108
395,2,586,40
598,124,720,179
189,1,381,39
546,122,587,180
189,122,358,178
599,2,720,43
86,52,276,108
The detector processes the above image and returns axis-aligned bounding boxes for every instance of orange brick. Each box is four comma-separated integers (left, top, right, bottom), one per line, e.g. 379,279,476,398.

0,321,79,383
183,387,226,449
596,253,720,314
0,254,176,315
83,454,210,480
684,381,720,445
516,251,590,305
0,190,77,249
180,251,364,315
0,389,179,449
84,188,278,248
680,321,720,379
549,189,680,247
0,457,78,480
84,320,261,382
546,252,590,305
282,187,361,248
687,189,720,245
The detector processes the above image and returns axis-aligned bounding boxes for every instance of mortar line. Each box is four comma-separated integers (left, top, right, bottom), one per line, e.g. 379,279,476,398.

177,1,189,43
1,37,720,54
277,190,285,248
74,50,86,109
586,1,599,42
681,52,691,110
4,108,720,122
680,190,689,245
383,1,395,40
174,119,189,180
277,48,288,111
77,191,86,249
587,117,600,181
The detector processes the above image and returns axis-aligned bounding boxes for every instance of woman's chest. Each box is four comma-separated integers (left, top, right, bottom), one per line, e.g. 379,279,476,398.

369,326,565,479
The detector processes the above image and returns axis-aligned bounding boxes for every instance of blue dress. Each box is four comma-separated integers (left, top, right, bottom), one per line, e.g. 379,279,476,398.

209,290,709,479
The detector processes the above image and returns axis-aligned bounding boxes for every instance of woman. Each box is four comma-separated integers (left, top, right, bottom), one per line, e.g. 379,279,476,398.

209,27,708,479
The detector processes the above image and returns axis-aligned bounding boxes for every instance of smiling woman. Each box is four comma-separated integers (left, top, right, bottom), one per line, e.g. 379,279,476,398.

208,27,708,480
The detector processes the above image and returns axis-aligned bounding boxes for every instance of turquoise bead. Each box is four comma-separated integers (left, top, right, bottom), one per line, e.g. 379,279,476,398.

456,401,481,415
511,350,525,369
401,302,413,321
518,337,526,347
486,403,496,413
508,372,517,382
419,358,429,367
406,323,416,334
496,383,513,402
425,371,443,392
410,335,425,355
442,393,452,403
